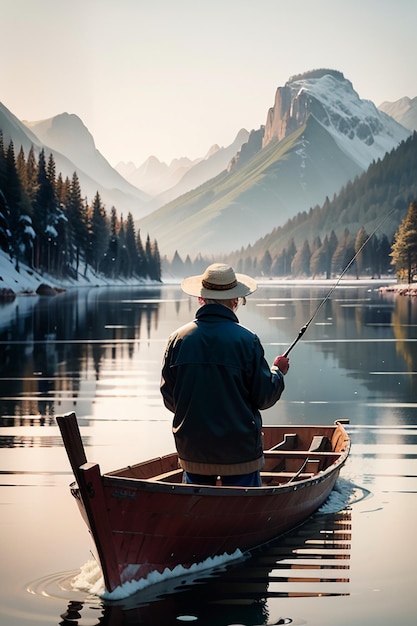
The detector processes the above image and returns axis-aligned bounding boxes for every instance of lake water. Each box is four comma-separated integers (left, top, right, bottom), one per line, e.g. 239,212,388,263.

0,280,416,626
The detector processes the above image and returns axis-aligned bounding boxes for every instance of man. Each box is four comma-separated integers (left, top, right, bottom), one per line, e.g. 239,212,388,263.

160,263,289,487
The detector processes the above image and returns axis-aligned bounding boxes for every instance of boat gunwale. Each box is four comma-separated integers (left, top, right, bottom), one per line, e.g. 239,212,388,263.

94,422,350,497
89,451,347,498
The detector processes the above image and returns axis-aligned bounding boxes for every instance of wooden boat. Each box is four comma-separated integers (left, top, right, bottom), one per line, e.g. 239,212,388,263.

57,412,350,593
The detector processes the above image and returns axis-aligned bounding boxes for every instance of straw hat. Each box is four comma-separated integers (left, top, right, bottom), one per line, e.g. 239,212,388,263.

181,263,257,299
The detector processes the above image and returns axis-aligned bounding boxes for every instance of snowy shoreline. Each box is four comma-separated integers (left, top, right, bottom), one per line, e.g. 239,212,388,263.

378,283,417,296
0,249,157,298
0,249,407,299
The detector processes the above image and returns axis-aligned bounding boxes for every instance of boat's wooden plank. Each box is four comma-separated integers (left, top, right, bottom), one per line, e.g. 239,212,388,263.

77,462,121,592
267,433,297,451
264,450,341,459
308,435,330,452
150,469,184,482
108,453,179,478
261,471,315,482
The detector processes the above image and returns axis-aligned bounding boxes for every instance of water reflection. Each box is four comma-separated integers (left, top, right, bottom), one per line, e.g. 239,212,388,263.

56,508,351,626
2,282,416,626
0,287,162,420
0,282,416,430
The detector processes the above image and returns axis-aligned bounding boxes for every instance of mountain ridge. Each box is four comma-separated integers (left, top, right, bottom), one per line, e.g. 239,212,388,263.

0,103,150,219
139,70,411,257
23,112,149,215
378,96,417,132
1,68,416,264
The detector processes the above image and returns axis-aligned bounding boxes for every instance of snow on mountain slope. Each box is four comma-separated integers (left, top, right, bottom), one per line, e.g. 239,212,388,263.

263,71,410,170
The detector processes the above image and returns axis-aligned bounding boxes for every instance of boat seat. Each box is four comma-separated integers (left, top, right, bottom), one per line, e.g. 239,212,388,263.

261,471,315,483
264,450,340,459
308,435,330,452
268,433,297,451
150,468,184,482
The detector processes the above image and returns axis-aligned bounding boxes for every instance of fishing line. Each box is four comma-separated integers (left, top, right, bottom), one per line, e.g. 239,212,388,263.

283,207,397,357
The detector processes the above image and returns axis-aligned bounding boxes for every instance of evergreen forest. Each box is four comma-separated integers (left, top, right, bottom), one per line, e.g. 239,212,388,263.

1,128,416,286
0,132,161,285
165,132,417,282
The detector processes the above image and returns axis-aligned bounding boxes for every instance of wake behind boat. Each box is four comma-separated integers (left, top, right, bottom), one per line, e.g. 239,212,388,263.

57,413,350,594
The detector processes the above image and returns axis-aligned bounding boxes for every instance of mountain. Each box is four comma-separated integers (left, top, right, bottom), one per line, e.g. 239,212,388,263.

139,70,411,258
231,130,417,264
141,129,250,213
378,96,417,132
116,128,250,208
0,103,149,219
119,154,200,197
23,112,149,217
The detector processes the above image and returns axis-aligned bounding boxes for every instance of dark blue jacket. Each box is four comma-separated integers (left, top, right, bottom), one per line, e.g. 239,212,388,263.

160,304,285,475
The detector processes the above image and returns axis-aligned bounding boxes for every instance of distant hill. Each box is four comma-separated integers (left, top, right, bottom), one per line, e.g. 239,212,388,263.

116,154,200,197
23,112,150,218
0,103,149,219
116,128,250,209
139,70,410,257
379,96,417,132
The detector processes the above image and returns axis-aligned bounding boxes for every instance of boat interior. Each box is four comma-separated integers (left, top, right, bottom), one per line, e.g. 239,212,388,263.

107,424,348,487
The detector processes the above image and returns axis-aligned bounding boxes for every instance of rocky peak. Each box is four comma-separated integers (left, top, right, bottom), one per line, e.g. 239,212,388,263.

262,69,350,147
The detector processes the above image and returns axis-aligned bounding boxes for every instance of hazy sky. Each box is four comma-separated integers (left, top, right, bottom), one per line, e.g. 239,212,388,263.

3,0,416,167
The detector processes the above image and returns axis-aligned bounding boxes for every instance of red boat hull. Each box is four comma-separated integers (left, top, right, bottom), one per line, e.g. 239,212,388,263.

57,417,350,593
73,465,339,590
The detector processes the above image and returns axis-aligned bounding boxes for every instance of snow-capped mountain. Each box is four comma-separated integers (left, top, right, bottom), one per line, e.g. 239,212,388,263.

261,69,408,170
139,69,411,257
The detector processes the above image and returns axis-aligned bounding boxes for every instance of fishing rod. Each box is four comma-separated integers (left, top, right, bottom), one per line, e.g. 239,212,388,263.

283,208,397,357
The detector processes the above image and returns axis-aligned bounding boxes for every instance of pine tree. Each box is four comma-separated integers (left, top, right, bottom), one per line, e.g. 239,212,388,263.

65,172,88,275
4,141,31,270
331,229,353,276
271,249,286,276
33,149,58,270
145,234,153,278
89,192,109,273
390,200,417,283
25,146,38,202
124,212,138,277
286,238,297,273
171,250,184,277
291,239,311,277
135,228,146,277
149,239,161,281
101,206,119,277
118,215,130,277
354,227,369,277
374,234,391,277
310,236,329,278
260,249,273,276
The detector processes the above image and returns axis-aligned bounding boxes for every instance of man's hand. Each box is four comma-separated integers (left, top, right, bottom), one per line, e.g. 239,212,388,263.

273,355,290,375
